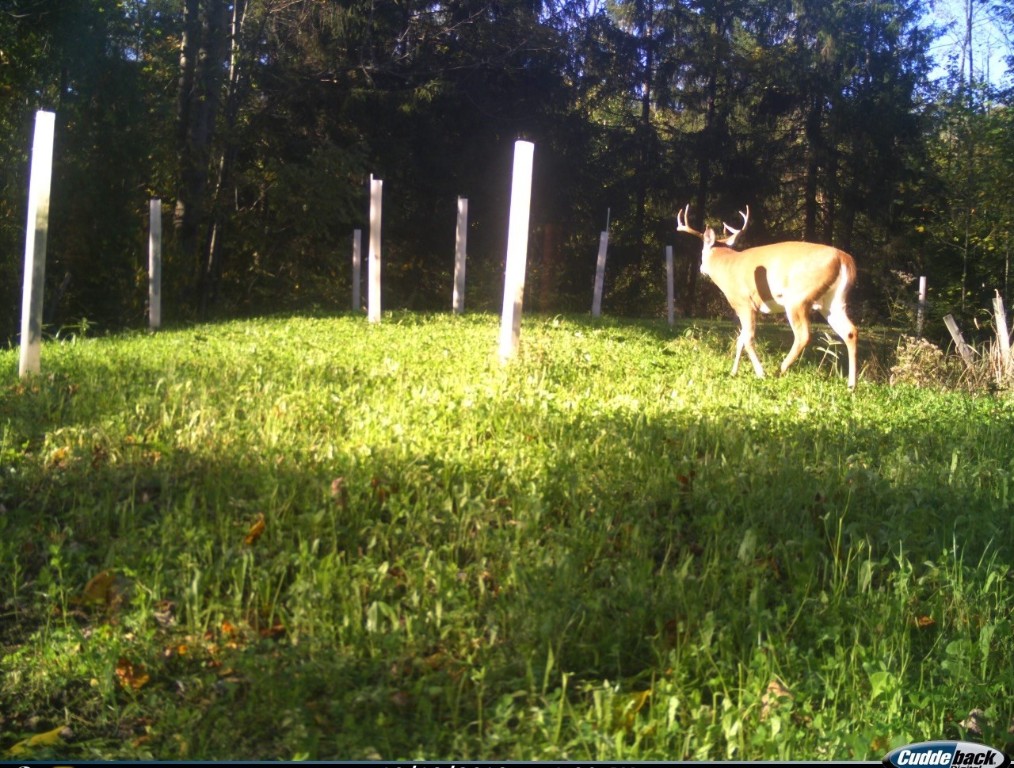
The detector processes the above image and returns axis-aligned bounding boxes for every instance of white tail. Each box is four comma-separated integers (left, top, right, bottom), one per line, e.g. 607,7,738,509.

677,204,858,388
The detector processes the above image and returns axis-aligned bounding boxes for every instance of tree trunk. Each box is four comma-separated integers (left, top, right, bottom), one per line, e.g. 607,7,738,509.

822,125,837,244
803,94,822,242
686,46,720,316
634,0,654,257
961,0,974,311
175,0,201,259
201,0,249,317
175,0,230,317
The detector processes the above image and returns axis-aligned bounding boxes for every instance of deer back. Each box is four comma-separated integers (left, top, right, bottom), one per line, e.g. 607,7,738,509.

704,241,854,313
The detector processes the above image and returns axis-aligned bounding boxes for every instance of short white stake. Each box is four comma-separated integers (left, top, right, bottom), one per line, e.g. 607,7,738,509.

499,141,535,362
149,199,162,330
453,196,468,314
592,230,608,318
916,275,927,337
352,228,362,311
368,177,382,323
19,110,56,378
666,245,675,327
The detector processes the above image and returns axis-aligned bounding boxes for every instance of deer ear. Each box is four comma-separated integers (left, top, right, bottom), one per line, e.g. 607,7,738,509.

703,227,716,247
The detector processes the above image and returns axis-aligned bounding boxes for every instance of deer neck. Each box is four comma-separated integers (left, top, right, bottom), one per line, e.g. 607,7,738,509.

701,244,735,277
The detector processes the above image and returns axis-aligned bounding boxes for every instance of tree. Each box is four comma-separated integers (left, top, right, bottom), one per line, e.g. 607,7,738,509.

175,0,233,315
0,0,181,339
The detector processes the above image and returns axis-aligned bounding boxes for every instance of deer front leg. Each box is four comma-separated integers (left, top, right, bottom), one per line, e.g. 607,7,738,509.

732,334,745,375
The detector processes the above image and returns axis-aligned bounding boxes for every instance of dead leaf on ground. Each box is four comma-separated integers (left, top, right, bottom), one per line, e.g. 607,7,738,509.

615,689,652,731
330,477,349,508
153,599,176,628
244,513,266,545
760,678,793,721
46,446,71,469
390,690,412,709
5,725,72,756
83,569,118,604
258,621,286,639
115,657,151,690
961,708,987,737
677,471,695,492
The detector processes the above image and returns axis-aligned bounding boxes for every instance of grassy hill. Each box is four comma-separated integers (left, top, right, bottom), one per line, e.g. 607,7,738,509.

1,312,1012,760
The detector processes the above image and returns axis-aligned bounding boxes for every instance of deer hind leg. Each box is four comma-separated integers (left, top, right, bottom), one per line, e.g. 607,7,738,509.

826,305,858,389
734,310,765,378
780,304,811,376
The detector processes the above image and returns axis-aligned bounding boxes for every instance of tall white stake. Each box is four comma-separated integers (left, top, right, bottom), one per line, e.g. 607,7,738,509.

352,228,362,311
993,291,1011,373
498,141,535,362
666,245,675,327
19,110,56,378
368,177,382,323
149,199,162,330
453,197,468,314
592,230,608,318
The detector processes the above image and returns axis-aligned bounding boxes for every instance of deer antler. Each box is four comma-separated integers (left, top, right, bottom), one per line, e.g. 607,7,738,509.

720,205,750,246
676,204,704,240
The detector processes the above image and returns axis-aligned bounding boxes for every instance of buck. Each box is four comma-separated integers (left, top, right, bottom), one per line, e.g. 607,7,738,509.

677,204,858,388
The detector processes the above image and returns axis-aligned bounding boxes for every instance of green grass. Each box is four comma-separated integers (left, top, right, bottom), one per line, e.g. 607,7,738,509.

1,312,1012,760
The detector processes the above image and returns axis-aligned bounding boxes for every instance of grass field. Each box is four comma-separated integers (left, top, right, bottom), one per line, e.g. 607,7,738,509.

1,312,1012,760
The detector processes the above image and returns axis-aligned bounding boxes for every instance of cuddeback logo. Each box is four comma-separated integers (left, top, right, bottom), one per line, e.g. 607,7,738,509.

884,741,1011,768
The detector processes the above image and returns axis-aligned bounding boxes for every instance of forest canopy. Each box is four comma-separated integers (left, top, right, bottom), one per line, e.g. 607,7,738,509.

1,0,1012,343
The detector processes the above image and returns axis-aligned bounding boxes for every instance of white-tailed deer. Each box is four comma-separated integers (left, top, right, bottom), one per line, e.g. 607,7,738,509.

677,204,858,388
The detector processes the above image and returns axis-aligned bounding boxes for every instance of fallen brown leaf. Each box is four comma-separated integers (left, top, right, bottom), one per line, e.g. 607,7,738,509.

760,678,793,721
82,569,118,605
244,513,266,545
115,657,150,691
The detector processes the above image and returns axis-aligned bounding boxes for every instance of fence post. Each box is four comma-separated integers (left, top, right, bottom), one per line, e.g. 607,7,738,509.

19,110,56,378
498,141,535,362
993,291,1011,374
352,229,362,311
943,314,975,368
368,177,382,323
149,199,162,330
453,197,468,314
591,230,608,318
916,276,927,337
666,245,675,327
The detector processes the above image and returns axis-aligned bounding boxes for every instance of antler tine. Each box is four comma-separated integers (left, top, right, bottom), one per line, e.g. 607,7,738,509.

721,205,750,246
676,203,704,240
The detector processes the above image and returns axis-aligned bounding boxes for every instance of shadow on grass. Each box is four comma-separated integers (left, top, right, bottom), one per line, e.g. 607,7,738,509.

2,378,1012,758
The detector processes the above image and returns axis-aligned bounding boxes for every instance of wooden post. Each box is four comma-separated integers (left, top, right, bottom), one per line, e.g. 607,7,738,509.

591,230,608,318
943,314,975,368
368,177,382,323
993,291,1011,373
19,110,56,378
666,245,675,327
352,228,362,311
453,197,468,314
499,140,534,362
149,199,162,330
916,276,927,337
